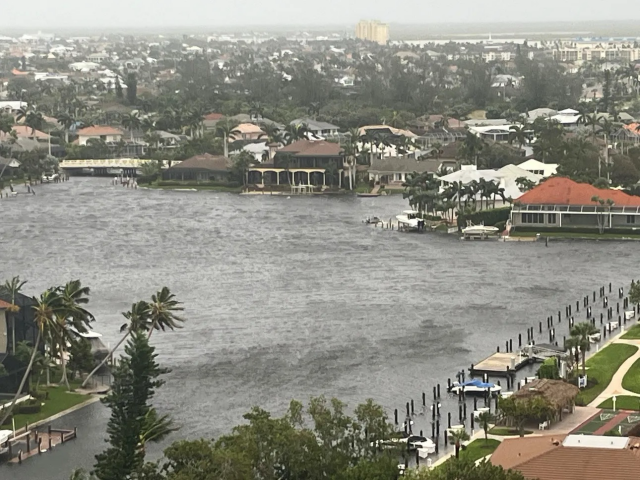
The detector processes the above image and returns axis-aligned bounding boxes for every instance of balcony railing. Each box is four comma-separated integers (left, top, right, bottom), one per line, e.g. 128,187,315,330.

512,204,640,214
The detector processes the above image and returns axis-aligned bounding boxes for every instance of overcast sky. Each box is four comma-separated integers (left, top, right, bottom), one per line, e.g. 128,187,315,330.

2,0,639,29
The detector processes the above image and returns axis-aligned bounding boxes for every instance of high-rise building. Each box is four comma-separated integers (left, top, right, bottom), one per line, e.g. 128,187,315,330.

355,20,389,45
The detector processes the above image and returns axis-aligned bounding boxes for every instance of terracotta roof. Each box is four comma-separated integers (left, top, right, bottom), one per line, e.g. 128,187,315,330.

277,140,342,157
517,177,640,206
9,125,50,139
0,299,13,309
491,434,566,470
169,153,231,171
77,126,124,136
203,113,225,121
234,123,264,134
492,435,640,480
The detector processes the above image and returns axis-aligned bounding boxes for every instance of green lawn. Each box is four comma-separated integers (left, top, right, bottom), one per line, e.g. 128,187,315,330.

511,231,640,240
1,383,92,428
622,324,640,340
575,343,639,406
488,427,533,436
598,395,640,411
622,358,640,394
460,439,501,462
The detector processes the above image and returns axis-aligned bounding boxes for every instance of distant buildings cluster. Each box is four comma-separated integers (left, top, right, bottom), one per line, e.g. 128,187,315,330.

355,20,389,45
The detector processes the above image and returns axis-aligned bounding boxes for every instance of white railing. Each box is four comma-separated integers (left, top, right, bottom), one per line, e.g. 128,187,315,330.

512,204,640,214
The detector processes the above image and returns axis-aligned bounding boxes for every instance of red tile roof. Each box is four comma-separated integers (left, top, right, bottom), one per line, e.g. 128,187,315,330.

77,126,123,136
278,140,342,157
203,113,225,121
517,177,640,206
0,299,13,309
492,435,640,480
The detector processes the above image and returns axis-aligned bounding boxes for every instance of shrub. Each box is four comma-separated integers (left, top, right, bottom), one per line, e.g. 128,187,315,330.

604,428,622,436
538,358,560,380
16,399,42,415
495,221,506,232
457,207,511,229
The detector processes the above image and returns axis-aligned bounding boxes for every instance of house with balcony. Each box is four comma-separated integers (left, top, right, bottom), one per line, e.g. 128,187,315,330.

511,177,640,231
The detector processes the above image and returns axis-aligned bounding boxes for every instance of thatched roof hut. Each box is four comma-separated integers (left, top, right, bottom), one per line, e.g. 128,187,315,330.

513,379,579,410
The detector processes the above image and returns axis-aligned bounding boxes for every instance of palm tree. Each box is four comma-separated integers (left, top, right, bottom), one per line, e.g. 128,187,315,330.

122,112,141,142
570,322,599,377
0,276,27,354
508,125,527,149
459,131,484,167
449,427,470,458
80,300,152,389
138,408,177,453
258,122,283,146
215,120,241,157
477,411,494,444
147,287,185,339
0,289,62,426
284,123,309,145
55,280,94,390
56,112,76,143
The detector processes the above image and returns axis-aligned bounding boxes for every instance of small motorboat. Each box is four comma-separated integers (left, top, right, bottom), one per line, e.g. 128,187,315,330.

396,210,424,231
357,193,381,198
462,221,499,236
449,379,502,395
364,216,382,225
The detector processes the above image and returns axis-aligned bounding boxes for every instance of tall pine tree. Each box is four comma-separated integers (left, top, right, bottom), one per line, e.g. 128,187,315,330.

93,330,167,480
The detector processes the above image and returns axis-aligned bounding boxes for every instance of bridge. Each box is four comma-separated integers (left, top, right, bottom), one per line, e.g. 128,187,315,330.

60,158,171,176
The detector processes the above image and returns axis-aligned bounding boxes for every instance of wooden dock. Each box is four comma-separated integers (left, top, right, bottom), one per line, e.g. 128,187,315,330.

2,425,77,464
470,352,532,378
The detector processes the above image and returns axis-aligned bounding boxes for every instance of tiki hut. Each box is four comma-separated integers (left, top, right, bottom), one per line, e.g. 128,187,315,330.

513,379,579,424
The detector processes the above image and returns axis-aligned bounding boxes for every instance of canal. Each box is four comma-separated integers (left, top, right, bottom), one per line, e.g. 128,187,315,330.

0,177,636,478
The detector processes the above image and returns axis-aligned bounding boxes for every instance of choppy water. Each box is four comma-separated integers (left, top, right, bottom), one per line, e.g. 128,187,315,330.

0,178,636,478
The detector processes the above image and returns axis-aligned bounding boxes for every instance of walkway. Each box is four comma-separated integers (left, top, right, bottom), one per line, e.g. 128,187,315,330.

370,184,381,195
589,338,640,407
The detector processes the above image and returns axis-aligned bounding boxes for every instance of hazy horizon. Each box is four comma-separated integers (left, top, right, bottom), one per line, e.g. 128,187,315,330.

2,0,640,31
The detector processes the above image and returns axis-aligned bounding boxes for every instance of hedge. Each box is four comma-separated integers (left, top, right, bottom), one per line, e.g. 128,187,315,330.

457,207,511,229
157,180,241,188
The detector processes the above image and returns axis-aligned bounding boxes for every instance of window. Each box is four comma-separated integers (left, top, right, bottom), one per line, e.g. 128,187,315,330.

548,214,556,224
627,215,636,224
522,213,544,224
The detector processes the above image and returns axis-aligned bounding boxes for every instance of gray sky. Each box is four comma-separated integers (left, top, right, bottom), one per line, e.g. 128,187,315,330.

2,0,639,29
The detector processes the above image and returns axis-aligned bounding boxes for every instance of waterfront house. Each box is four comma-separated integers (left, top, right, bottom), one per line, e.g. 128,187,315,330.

517,159,558,178
202,112,225,131
163,153,232,183
368,156,455,186
491,434,640,480
512,177,640,231
247,140,345,187
77,126,124,146
229,123,265,142
290,118,340,139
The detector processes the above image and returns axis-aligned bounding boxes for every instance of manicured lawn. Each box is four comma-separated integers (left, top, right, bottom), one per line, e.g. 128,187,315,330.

488,427,533,436
622,358,640,394
1,383,91,428
460,439,501,462
622,324,640,340
598,395,640,411
147,184,242,192
575,343,639,406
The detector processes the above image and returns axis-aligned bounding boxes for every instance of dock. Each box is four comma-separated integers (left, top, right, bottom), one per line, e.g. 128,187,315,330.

2,425,77,464
470,352,532,378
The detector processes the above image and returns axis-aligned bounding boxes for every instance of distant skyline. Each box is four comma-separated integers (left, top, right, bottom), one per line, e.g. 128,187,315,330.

2,0,640,30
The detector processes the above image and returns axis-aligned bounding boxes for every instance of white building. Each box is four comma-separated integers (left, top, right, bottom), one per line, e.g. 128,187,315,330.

517,159,558,178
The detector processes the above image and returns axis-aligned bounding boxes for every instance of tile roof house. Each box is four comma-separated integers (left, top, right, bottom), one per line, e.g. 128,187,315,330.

491,434,640,480
0,125,50,142
290,118,340,138
512,177,640,231
163,153,232,183
77,126,124,146
368,157,455,186
230,123,265,141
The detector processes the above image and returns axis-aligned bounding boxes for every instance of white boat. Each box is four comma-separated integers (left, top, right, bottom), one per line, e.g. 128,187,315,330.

449,379,502,395
396,210,422,230
0,429,11,455
462,222,499,237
